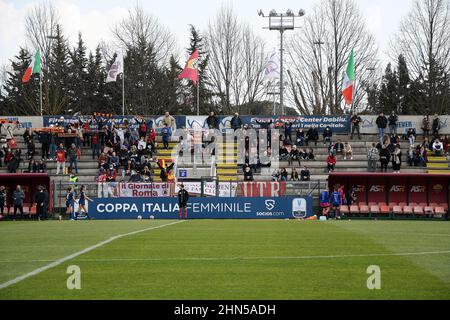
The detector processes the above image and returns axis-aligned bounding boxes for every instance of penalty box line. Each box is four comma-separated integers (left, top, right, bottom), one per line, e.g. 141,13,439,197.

0,220,185,290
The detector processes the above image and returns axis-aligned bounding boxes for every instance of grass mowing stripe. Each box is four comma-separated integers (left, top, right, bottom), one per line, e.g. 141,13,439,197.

0,220,184,290
2,250,450,263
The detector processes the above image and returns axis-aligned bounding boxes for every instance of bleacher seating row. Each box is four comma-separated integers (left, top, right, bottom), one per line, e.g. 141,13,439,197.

340,202,449,218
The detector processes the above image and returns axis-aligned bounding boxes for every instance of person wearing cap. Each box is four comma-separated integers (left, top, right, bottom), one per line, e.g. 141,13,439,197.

231,113,242,131
178,184,189,220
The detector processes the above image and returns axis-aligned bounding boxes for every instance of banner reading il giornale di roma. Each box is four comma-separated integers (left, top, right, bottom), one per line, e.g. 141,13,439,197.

90,196,313,220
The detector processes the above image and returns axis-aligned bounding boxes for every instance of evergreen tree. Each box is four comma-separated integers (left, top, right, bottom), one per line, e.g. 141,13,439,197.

68,33,88,113
3,48,40,115
378,63,400,114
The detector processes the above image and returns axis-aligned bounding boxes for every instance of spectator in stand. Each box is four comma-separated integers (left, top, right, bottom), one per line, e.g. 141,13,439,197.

323,126,333,147
49,134,57,161
388,111,398,135
23,128,33,145
379,146,390,172
443,135,449,155
138,117,148,139
367,143,379,172
432,114,441,137
333,139,345,158
137,136,147,154
307,148,315,161
350,112,362,140
39,130,50,160
26,140,35,160
37,159,47,173
206,111,219,129
418,146,428,165
432,138,444,156
128,170,142,182
68,143,78,174
8,149,21,173
230,113,242,131
422,115,431,137
148,128,156,144
421,137,430,151
284,122,293,143
91,132,100,160
391,144,402,173
343,142,353,160
407,145,416,167
0,186,6,216
243,166,254,182
279,145,290,161
305,127,319,146
296,129,305,146
27,159,38,173
161,123,172,150
271,169,281,181
291,168,300,181
376,112,388,143
289,145,301,167
12,185,25,219
280,168,289,181
109,152,119,169
406,127,416,146
56,143,66,175
162,112,175,130
326,152,337,173
300,166,311,181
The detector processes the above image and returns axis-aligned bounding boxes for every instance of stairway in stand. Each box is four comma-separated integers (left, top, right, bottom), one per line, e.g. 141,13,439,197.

426,155,450,174
216,141,239,182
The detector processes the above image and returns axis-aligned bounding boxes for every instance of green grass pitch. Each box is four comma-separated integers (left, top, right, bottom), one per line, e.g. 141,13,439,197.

0,219,449,300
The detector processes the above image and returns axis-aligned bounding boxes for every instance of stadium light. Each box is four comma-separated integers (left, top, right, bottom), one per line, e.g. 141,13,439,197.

258,8,306,115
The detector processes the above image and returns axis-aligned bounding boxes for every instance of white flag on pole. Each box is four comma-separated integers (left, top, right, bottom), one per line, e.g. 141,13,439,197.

106,53,124,83
264,49,280,81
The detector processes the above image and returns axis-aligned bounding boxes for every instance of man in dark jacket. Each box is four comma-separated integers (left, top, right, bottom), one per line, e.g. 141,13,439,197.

230,113,242,131
432,115,441,137
12,185,25,219
178,184,189,220
206,111,219,129
376,113,388,143
305,127,319,146
34,185,49,220
39,131,51,160
350,112,362,140
388,111,398,135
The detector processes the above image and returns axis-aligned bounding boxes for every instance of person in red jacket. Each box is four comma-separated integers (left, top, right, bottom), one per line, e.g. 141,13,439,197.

56,143,66,175
327,152,337,173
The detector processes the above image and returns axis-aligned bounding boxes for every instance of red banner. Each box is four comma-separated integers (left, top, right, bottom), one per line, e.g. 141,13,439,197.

240,182,286,197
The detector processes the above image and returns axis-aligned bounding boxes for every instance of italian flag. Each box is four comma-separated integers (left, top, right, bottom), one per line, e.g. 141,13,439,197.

342,49,354,105
22,49,41,83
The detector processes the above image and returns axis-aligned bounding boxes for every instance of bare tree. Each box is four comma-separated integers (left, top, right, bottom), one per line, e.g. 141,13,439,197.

112,4,176,66
24,1,59,70
391,0,450,114
206,5,266,112
287,0,379,115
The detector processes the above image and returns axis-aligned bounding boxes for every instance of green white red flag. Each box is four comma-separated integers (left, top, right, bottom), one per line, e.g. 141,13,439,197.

342,49,354,105
22,49,41,83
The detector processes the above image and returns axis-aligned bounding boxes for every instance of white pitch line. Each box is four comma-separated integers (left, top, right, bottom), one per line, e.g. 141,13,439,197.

2,250,450,264
0,220,185,290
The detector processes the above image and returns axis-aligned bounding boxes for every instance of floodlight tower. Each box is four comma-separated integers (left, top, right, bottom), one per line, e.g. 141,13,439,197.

258,9,305,115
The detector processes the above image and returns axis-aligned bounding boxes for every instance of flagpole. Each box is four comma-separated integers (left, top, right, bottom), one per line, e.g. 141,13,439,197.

196,80,200,116
122,71,125,116
40,70,43,116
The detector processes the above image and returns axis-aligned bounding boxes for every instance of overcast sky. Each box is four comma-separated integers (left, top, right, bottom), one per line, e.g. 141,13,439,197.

0,0,414,68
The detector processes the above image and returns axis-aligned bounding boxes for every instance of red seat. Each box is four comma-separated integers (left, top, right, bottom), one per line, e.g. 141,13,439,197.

430,203,439,209
393,206,403,215
350,205,360,214
435,207,446,216
398,202,407,208
403,206,413,215
409,203,419,208
380,205,390,215
424,206,434,214
413,206,425,215
29,205,37,215
378,202,387,208
368,202,377,207
359,205,370,214
340,205,350,214
419,203,428,208
439,203,449,212
370,205,380,214
358,202,367,208
388,203,397,210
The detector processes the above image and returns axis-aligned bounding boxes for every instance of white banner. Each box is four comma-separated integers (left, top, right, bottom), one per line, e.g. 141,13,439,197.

175,182,238,197
360,115,450,134
0,116,43,135
117,182,173,198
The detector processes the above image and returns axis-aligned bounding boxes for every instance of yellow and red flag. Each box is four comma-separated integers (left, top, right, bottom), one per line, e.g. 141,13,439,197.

178,49,199,85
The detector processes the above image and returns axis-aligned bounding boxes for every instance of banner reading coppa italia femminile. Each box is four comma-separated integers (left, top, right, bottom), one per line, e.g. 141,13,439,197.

90,196,313,220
